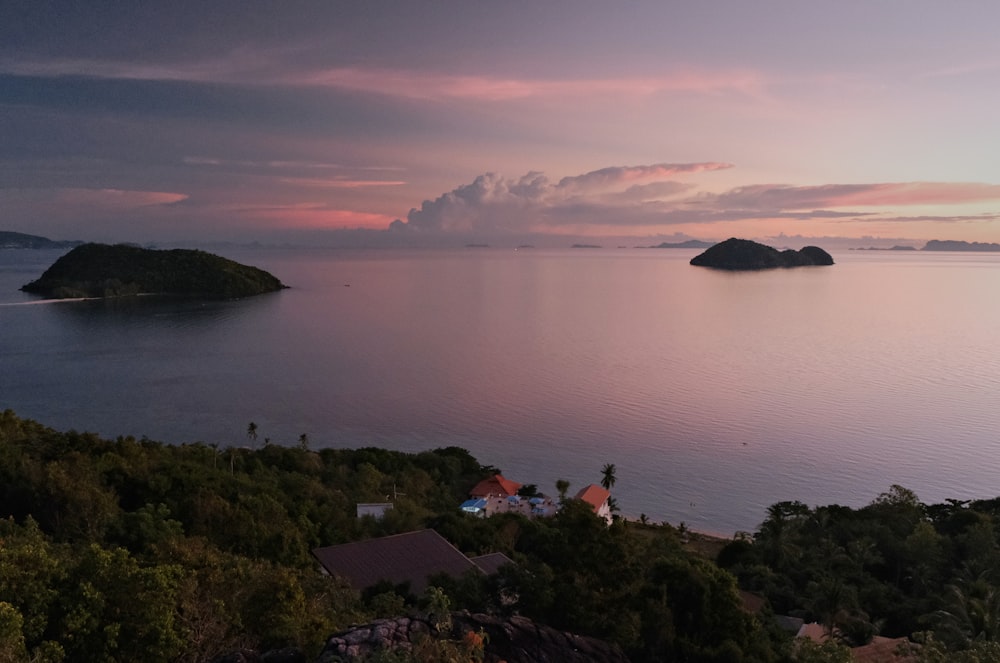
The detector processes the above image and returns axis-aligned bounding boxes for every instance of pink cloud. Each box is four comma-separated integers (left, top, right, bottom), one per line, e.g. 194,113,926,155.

711,182,1000,210
846,213,1000,224
0,187,187,209
293,67,766,102
393,164,734,233
277,177,407,189
833,183,1000,206
557,163,732,193
232,202,394,229
0,56,766,103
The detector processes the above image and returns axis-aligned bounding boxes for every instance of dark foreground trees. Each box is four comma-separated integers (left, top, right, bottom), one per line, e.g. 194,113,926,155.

719,484,1000,661
8,408,999,662
0,409,787,662
0,410,488,661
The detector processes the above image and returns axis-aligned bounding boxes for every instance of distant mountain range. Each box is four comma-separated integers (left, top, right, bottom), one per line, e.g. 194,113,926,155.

922,239,1000,252
0,231,83,249
649,240,714,249
854,240,1000,252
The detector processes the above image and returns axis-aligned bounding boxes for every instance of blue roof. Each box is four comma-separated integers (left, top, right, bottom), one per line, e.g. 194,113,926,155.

529,497,545,504
460,498,487,511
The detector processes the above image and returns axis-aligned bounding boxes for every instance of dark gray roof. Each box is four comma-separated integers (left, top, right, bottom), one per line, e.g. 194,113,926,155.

774,615,805,634
469,552,514,575
312,529,482,594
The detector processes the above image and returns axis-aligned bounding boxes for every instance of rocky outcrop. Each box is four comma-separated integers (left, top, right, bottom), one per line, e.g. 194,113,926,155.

317,612,631,663
690,238,834,270
20,243,286,299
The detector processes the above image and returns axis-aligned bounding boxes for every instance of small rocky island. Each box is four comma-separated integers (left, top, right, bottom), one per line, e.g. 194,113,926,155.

690,237,834,270
20,243,286,299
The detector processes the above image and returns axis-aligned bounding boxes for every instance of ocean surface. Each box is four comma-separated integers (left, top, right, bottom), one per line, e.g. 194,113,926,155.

3,246,1000,535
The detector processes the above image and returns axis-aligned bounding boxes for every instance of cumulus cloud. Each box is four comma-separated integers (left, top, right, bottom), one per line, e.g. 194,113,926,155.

390,163,732,234
556,163,731,194
387,165,1000,241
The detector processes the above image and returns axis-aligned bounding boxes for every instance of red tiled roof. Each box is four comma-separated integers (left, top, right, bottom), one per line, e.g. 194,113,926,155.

469,474,522,498
312,529,481,594
575,484,611,512
851,637,913,662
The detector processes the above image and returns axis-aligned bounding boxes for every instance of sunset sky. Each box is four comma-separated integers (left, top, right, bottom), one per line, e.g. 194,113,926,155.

4,1,1000,248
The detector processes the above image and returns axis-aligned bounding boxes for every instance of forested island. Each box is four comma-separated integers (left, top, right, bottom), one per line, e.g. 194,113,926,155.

2,410,999,662
690,238,834,270
20,243,286,299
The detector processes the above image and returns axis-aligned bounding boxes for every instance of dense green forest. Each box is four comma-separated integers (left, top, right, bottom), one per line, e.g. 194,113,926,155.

2,409,1000,662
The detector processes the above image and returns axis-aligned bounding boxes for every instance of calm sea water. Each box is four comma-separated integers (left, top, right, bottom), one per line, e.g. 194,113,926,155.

3,246,1000,535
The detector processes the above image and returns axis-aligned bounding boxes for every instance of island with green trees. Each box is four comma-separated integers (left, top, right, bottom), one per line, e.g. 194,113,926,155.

20,243,286,299
2,409,999,662
690,238,834,270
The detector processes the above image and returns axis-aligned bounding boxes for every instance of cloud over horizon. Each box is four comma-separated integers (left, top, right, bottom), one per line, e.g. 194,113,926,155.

387,164,1000,240
390,163,734,235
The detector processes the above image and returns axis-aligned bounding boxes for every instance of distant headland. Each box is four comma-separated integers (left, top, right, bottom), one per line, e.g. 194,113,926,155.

648,239,714,249
20,243,287,299
922,239,1000,252
690,238,834,270
0,230,83,249
853,239,1000,252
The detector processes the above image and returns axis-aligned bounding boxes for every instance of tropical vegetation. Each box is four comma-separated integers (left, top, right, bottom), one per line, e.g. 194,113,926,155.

2,409,1000,662
20,243,286,299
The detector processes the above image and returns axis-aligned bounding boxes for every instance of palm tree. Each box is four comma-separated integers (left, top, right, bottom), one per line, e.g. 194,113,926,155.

600,463,617,491
246,422,258,446
555,479,570,501
934,566,1000,647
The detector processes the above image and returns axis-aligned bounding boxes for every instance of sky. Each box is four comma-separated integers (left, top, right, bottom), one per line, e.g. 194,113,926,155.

4,1,1000,248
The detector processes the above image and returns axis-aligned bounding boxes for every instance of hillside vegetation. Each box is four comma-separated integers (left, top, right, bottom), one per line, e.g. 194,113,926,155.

20,243,286,299
1,411,999,662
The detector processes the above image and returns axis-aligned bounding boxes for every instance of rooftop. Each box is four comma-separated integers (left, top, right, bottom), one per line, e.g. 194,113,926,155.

469,473,522,498
312,529,482,595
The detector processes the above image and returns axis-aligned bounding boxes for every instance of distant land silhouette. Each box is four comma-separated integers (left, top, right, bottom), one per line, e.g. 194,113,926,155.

0,230,82,249
648,239,714,249
690,238,834,270
922,239,1000,251
852,245,918,251
21,243,286,299
852,240,1000,251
